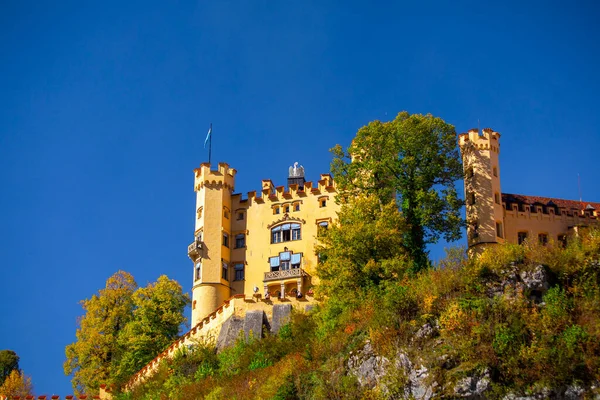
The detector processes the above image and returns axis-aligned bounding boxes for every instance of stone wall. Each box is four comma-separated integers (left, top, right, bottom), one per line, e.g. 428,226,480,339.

124,294,316,391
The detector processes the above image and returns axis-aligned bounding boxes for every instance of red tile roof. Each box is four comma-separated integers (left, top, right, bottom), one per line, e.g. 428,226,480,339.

502,193,600,210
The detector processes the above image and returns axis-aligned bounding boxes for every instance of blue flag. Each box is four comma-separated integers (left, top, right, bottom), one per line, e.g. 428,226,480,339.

204,125,212,148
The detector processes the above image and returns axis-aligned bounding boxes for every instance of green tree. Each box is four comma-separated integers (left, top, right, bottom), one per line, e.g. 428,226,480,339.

316,195,409,300
64,271,190,393
64,270,137,393
115,275,190,383
0,350,20,387
331,112,463,270
0,369,33,398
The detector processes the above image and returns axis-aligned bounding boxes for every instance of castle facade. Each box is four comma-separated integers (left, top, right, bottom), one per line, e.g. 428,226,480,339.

459,128,599,252
187,162,339,326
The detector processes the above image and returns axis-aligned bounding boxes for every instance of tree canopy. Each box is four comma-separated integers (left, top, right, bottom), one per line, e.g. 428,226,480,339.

331,111,463,270
64,271,190,394
0,350,20,387
316,195,410,301
0,369,33,398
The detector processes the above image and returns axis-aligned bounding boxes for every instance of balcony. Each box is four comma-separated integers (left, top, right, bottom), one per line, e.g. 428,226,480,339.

187,241,203,260
263,268,307,282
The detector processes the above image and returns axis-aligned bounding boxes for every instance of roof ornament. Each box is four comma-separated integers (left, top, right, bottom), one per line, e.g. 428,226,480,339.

289,162,305,178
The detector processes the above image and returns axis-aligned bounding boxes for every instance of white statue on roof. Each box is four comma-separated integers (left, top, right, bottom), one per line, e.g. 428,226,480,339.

289,162,305,178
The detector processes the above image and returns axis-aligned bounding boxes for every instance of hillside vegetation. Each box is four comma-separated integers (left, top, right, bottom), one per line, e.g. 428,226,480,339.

118,114,599,399
118,227,600,399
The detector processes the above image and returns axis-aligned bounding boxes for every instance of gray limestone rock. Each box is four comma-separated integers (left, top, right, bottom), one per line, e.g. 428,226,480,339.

347,342,436,399
395,352,436,400
564,384,585,399
244,310,265,340
453,368,490,399
216,315,245,350
347,342,389,389
519,264,549,292
271,303,292,334
414,320,439,340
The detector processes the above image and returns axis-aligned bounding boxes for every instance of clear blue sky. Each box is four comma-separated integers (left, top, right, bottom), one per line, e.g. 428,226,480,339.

1,0,599,395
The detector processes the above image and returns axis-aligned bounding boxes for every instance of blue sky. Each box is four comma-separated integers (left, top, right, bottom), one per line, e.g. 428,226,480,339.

1,0,599,395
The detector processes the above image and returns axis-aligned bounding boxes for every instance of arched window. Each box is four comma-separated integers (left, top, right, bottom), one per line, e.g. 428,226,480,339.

271,223,301,243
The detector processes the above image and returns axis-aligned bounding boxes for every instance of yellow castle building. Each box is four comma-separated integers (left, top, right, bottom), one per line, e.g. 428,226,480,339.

459,128,599,253
186,161,340,326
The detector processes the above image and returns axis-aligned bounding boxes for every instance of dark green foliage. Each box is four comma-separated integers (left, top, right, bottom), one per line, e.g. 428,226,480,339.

331,112,464,270
0,350,19,387
64,271,190,394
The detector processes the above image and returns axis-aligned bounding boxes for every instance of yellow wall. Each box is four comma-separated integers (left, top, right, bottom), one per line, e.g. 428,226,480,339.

503,205,598,245
188,163,339,326
459,128,504,251
460,128,599,254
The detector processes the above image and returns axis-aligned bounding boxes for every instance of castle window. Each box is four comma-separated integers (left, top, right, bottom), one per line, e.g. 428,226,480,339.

271,223,301,244
223,208,230,219
234,263,244,281
538,233,548,246
273,206,280,215
518,232,528,245
496,222,503,238
195,262,201,281
466,167,474,179
320,199,327,207
294,203,300,212
269,252,302,271
222,262,228,280
558,234,567,248
192,300,196,310
493,166,498,177
280,251,291,270
284,205,290,213
235,234,246,249
468,192,476,205
197,207,203,219
317,221,329,236
494,192,500,205
222,233,229,248
237,211,244,221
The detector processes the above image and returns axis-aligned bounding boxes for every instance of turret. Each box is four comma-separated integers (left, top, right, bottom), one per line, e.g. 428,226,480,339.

458,128,504,253
188,162,236,327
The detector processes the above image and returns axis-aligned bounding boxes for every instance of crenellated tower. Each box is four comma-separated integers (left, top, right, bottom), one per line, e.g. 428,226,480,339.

187,162,236,327
458,128,504,253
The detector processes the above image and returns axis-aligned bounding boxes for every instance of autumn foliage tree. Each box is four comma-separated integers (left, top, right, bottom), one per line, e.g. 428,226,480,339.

331,112,463,270
0,350,20,387
64,271,190,394
0,369,33,399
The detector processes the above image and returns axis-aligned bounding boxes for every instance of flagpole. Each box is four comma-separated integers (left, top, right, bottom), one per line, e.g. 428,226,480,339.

209,123,212,165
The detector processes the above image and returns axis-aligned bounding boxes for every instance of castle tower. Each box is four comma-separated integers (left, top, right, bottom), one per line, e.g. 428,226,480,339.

187,162,236,327
458,128,504,253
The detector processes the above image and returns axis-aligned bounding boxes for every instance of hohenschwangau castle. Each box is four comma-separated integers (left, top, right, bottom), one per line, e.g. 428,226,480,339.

125,128,599,389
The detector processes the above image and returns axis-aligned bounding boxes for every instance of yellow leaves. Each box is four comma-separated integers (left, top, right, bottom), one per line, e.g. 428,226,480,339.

0,370,33,399
422,294,437,314
439,302,466,334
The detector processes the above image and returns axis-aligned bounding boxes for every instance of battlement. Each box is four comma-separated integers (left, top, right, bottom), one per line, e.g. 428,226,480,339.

125,294,318,391
229,173,335,206
0,385,112,400
193,162,237,192
458,128,501,153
